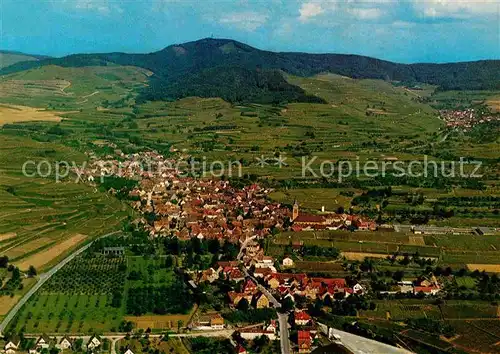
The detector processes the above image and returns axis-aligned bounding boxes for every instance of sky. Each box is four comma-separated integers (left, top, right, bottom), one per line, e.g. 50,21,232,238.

1,0,499,63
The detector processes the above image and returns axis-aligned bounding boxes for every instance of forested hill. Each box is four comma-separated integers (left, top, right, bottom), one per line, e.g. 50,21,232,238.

2,38,499,103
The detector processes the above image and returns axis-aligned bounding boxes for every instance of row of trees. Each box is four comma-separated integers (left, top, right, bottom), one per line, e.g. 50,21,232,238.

126,280,194,316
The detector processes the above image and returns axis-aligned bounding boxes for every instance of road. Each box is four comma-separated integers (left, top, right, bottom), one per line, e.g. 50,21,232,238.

238,238,291,354
24,330,234,341
0,231,121,335
236,235,257,261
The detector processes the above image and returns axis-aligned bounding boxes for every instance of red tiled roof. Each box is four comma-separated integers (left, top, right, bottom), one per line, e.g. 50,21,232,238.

294,214,325,223
310,277,346,288
298,330,311,345
414,286,436,293
295,311,312,321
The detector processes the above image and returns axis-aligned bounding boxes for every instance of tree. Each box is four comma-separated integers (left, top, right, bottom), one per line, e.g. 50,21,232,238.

27,266,37,277
177,320,183,333
237,298,249,312
0,256,8,268
281,297,294,313
73,339,83,351
164,255,174,269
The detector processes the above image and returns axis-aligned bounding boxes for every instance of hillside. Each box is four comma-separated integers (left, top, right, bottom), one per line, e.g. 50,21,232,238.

1,39,499,104
0,50,49,69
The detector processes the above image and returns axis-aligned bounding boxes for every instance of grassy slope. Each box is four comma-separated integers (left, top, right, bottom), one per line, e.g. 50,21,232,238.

0,52,39,69
0,135,130,271
0,64,150,109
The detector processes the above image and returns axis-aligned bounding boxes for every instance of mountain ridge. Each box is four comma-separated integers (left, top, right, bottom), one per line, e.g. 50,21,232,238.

2,38,499,104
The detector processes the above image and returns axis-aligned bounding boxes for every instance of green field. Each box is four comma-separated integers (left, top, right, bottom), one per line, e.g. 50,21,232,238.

269,230,500,266
0,135,129,272
359,300,498,321
9,252,185,333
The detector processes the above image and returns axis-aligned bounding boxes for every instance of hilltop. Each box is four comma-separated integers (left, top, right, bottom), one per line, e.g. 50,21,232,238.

0,50,50,69
2,38,500,104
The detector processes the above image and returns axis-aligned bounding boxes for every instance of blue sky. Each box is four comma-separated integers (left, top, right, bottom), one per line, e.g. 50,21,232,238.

1,0,499,63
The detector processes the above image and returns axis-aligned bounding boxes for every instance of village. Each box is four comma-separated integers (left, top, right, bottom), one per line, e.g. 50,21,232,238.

78,148,378,242
440,108,499,131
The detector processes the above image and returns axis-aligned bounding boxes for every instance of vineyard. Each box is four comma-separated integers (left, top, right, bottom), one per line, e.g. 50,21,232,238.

10,254,127,333
294,261,346,274
359,300,499,322
42,254,126,295
9,252,196,333
450,320,500,353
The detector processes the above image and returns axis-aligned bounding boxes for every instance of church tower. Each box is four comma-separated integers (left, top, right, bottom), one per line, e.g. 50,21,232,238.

292,199,299,220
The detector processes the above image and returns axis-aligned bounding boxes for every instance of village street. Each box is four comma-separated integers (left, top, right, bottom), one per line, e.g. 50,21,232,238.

238,237,291,354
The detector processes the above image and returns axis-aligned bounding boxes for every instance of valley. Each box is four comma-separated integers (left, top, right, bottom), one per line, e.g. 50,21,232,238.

0,38,498,354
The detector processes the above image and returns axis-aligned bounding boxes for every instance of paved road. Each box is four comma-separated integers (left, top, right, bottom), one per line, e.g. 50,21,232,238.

236,235,257,261
0,231,121,335
238,239,290,354
24,330,234,341
327,327,413,354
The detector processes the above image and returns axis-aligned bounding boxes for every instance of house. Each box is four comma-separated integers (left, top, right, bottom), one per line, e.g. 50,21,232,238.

87,336,101,351
35,335,51,350
267,276,281,289
264,320,277,333
282,257,294,268
58,337,73,350
260,256,274,266
228,291,252,308
228,268,245,282
414,286,440,296
239,329,277,340
210,313,225,329
4,337,20,354
254,267,273,278
298,330,312,353
236,345,247,354
242,278,258,294
124,349,134,354
295,310,312,326
253,292,270,309
199,267,219,283
352,283,364,294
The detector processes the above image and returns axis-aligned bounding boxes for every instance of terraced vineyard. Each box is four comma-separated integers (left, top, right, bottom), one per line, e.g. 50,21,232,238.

269,230,500,268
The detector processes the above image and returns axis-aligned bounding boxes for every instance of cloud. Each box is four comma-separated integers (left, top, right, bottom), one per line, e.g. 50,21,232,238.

348,8,384,20
299,3,325,22
412,0,498,19
62,0,122,15
392,20,415,28
219,11,269,31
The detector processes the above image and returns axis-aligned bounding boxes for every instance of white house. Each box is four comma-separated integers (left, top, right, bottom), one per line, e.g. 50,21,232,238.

124,349,135,354
87,336,101,351
264,320,277,334
4,338,20,354
35,336,50,350
282,257,294,268
58,337,72,350
352,283,364,294
239,329,276,341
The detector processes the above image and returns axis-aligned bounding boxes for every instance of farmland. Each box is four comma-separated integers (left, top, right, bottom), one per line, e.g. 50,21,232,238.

0,56,497,354
8,249,195,333
0,104,64,126
0,134,129,272
268,230,500,269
